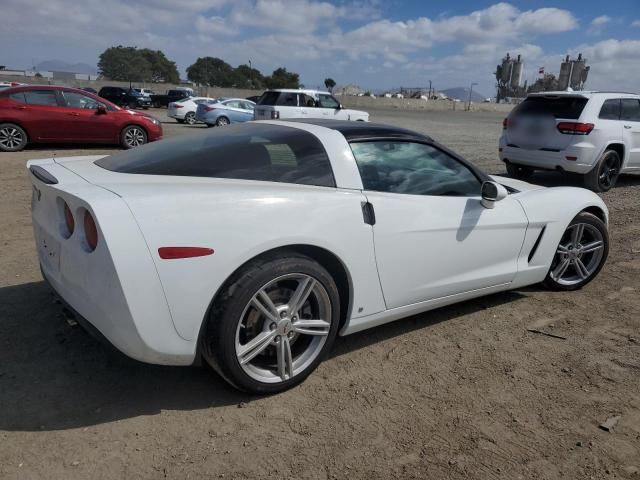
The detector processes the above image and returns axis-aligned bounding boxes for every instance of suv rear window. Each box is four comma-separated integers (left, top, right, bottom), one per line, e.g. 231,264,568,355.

515,96,588,119
258,92,298,106
95,123,335,187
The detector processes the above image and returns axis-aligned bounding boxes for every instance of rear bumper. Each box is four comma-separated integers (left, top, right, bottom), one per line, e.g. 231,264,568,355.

499,141,598,174
168,110,185,119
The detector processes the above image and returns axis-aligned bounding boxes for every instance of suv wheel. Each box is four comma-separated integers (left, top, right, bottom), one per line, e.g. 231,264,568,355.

505,162,534,181
584,149,621,192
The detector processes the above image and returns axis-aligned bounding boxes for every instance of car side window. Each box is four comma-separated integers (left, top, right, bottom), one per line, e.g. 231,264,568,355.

240,101,254,111
351,141,481,197
22,90,58,106
599,99,621,120
621,99,640,122
276,93,298,106
9,92,26,103
299,94,316,107
318,94,339,109
62,92,103,110
223,100,241,109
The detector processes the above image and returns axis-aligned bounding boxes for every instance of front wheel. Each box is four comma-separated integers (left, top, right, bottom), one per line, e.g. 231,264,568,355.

584,149,621,192
201,253,340,393
543,212,608,291
0,123,28,152
505,162,534,181
120,125,147,149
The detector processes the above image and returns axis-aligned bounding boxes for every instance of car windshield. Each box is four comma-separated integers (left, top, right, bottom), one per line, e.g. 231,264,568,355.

95,123,335,187
515,96,588,119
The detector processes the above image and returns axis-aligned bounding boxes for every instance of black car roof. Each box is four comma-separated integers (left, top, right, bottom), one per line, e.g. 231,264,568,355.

282,119,433,142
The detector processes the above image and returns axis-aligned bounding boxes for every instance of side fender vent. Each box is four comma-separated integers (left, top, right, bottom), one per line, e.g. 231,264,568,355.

528,226,546,263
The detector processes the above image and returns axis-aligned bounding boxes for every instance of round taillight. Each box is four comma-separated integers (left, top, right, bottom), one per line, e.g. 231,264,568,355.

84,211,98,251
63,202,74,237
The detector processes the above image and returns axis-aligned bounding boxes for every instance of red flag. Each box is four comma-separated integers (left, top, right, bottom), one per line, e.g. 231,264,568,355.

538,66,545,75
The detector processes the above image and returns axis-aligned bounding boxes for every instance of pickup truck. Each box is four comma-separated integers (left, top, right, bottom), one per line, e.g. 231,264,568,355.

150,89,194,108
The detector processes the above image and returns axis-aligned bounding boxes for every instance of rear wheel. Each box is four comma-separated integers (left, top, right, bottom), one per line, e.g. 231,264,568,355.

216,116,230,126
0,123,28,152
201,253,340,393
505,162,534,181
543,212,608,291
184,112,196,125
120,125,147,149
584,149,620,192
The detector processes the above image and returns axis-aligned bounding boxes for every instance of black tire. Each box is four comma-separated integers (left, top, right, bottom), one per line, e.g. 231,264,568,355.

184,112,196,125
0,123,28,152
201,252,341,393
584,149,621,192
176,119,185,124
216,116,230,127
543,212,609,291
206,123,214,128
505,162,534,181
120,125,148,149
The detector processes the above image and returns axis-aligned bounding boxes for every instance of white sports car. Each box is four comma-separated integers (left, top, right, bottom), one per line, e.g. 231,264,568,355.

28,120,609,393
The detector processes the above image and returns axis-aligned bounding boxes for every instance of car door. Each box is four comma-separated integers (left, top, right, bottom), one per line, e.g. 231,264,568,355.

620,98,640,169
11,89,69,141
238,101,255,121
298,93,317,118
317,93,346,120
58,91,116,142
275,92,301,119
351,140,528,309
220,100,244,122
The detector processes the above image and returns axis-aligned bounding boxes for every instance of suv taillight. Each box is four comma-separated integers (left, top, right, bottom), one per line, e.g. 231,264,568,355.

84,211,98,251
556,122,594,135
271,111,280,119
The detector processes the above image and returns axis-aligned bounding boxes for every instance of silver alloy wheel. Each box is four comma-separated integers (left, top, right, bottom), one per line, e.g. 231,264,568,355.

235,273,332,383
124,127,145,147
0,127,23,149
217,117,229,126
184,112,196,125
549,222,605,286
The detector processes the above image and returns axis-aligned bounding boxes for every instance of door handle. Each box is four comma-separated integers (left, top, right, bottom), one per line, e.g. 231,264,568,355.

624,125,632,129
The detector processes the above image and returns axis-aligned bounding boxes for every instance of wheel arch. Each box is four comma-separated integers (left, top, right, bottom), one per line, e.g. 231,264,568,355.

604,142,626,167
0,120,30,140
581,205,608,226
196,244,353,359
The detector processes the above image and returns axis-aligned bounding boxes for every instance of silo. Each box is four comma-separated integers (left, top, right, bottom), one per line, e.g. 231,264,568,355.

510,54,523,89
570,53,585,89
558,55,571,90
500,53,512,83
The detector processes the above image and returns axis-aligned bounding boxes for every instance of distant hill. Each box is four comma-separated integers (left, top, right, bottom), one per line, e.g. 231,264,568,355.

35,60,97,75
441,87,487,102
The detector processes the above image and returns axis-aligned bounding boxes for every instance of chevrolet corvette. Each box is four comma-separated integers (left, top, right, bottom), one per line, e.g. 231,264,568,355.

28,120,609,393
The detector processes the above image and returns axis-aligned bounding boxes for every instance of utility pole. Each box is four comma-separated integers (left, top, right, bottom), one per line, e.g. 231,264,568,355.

467,82,477,111
428,79,432,99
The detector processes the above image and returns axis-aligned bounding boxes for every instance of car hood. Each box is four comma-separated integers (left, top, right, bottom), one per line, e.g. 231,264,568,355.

489,175,544,192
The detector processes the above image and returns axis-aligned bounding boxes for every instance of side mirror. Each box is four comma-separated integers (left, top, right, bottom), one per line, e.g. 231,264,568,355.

481,181,508,209
338,103,343,109
96,105,107,115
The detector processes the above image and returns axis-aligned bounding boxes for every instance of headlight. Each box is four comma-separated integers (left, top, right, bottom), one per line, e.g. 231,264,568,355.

147,117,159,125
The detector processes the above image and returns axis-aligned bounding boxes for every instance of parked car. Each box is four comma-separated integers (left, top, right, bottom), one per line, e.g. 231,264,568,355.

254,89,369,121
0,85,162,151
131,88,155,98
28,119,608,393
98,86,151,109
150,88,194,108
168,97,216,125
195,98,255,126
499,91,640,192
0,82,23,91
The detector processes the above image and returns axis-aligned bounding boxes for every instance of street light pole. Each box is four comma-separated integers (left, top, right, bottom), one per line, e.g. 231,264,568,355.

467,82,477,111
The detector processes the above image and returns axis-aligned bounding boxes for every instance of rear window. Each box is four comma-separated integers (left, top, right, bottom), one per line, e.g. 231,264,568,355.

516,96,588,119
258,92,298,106
95,123,335,187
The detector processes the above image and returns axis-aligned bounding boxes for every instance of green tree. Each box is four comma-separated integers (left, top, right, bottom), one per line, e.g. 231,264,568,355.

98,46,152,82
324,78,336,92
139,49,179,83
186,57,235,87
527,73,559,93
265,67,300,89
232,64,265,89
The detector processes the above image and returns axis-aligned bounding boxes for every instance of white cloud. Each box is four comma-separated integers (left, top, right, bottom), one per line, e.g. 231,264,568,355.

591,15,611,26
631,20,640,27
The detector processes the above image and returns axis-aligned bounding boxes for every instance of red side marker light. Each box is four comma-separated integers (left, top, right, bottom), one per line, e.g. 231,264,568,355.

158,247,214,260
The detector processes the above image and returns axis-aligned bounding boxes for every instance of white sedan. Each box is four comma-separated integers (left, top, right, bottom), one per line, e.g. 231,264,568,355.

28,120,609,393
168,96,216,125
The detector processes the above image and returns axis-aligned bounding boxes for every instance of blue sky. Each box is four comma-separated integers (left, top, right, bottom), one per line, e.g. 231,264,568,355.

1,0,639,95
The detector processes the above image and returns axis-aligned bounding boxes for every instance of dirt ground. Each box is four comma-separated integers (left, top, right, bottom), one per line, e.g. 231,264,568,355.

1,108,639,480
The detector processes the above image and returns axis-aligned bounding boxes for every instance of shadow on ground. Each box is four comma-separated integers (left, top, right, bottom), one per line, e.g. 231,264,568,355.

0,280,527,432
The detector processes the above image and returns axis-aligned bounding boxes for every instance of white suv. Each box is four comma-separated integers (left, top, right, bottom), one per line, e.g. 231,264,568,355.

254,89,369,122
499,91,640,191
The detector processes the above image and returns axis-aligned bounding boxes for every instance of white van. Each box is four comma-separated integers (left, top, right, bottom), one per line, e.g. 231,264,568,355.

254,89,369,122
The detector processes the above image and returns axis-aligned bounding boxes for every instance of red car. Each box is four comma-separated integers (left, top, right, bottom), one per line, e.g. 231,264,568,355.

0,85,163,152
